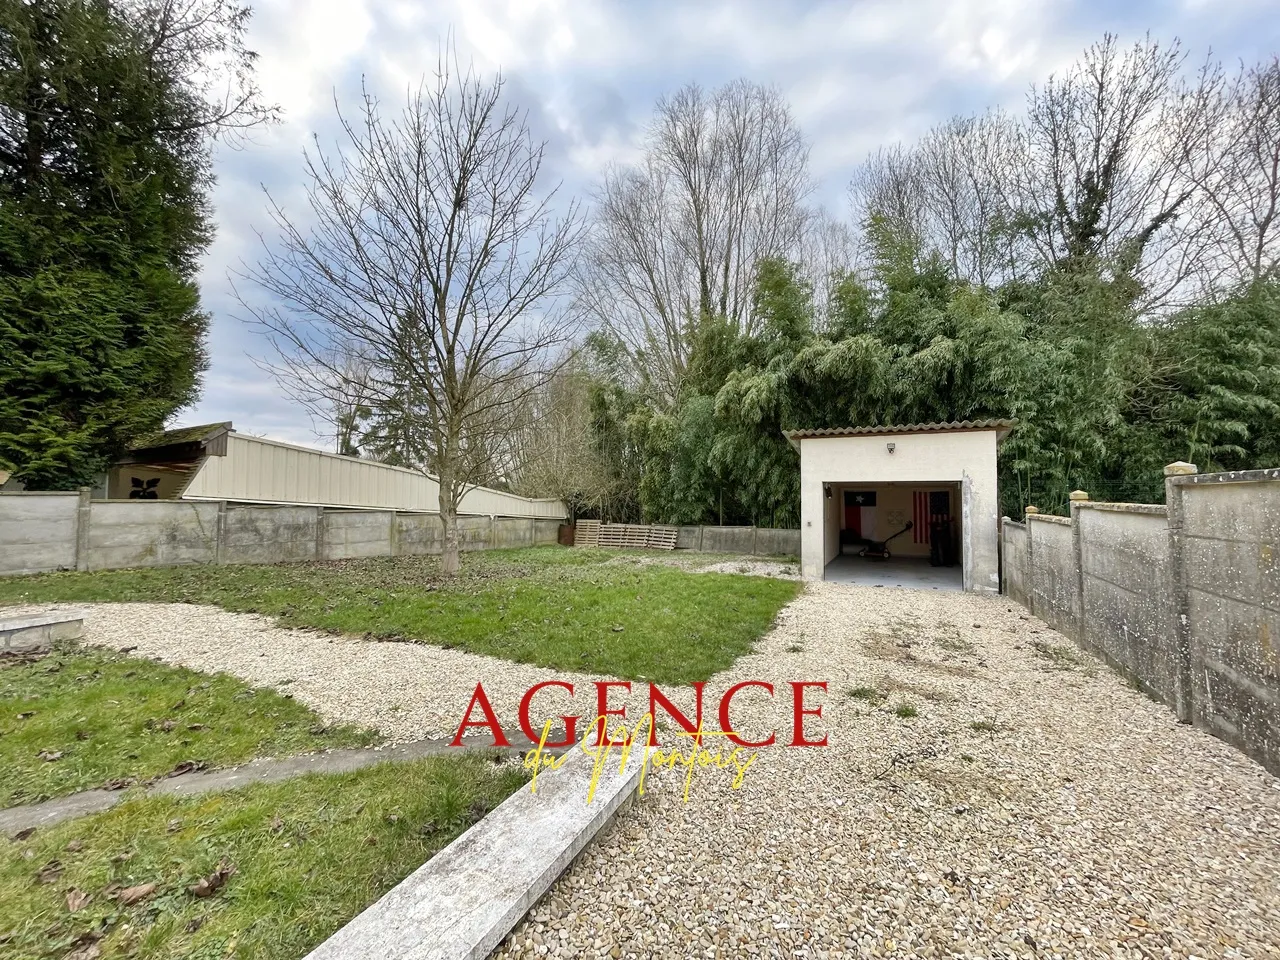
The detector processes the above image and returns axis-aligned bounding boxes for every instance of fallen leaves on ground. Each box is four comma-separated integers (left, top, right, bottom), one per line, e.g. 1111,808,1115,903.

189,859,236,898
115,882,157,906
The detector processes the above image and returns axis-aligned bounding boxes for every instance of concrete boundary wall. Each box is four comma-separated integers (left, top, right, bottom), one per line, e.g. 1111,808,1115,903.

1001,466,1280,775
674,525,800,557
0,493,562,576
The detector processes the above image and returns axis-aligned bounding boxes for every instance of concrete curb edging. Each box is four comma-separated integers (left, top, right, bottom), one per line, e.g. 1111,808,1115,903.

0,737,562,837
304,748,645,960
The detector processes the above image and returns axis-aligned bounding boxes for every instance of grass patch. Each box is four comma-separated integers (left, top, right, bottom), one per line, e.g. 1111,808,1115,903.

0,646,377,806
846,685,882,702
893,703,919,719
0,753,525,959
1029,639,1092,672
0,548,801,685
935,631,977,656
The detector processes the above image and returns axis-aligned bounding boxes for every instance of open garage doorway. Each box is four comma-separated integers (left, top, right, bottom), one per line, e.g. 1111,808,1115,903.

783,420,1015,594
824,482,964,590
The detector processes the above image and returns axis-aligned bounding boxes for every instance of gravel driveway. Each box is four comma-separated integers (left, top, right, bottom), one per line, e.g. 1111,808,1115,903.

40,580,1280,958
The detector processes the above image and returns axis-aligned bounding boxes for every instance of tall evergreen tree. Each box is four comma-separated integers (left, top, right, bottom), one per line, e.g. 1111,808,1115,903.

0,0,272,488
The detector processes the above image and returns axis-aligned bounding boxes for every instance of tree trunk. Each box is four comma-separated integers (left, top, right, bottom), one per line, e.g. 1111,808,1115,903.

439,475,460,576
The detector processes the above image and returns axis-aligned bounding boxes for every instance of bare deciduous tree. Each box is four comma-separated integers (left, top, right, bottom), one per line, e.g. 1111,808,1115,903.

239,54,581,574
850,35,1232,308
578,80,814,402
1178,56,1280,288
506,361,619,516
1010,34,1209,304
850,114,1022,287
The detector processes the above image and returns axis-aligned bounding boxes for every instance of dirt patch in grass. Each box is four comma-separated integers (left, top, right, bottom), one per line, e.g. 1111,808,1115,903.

0,753,525,959
0,645,377,806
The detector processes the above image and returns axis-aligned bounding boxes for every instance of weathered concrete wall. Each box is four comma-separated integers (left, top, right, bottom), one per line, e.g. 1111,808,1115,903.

397,513,444,555
0,494,78,575
1000,467,1280,775
1175,472,1280,774
1076,505,1176,703
1027,515,1079,637
322,510,394,561
86,501,220,570
223,505,319,564
1001,519,1028,607
753,527,801,557
699,526,755,555
0,496,561,575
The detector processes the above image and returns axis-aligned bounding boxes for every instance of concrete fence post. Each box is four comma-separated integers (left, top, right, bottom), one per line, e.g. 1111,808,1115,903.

315,506,327,562
527,516,536,547
215,501,228,565
698,526,705,551
74,487,92,572
1164,461,1198,723
389,510,399,558
1022,507,1038,617
752,525,759,556
1068,491,1089,641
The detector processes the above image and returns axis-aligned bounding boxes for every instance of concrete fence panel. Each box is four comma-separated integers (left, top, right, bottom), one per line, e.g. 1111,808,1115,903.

1076,505,1176,702
396,513,444,555
223,505,319,565
699,526,756,555
1176,474,1280,774
323,509,395,561
753,527,801,557
1001,520,1028,606
87,500,220,570
0,493,79,575
457,515,493,551
1026,516,1079,637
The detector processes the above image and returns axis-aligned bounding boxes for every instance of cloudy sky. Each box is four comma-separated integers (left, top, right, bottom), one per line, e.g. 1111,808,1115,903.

189,0,1280,449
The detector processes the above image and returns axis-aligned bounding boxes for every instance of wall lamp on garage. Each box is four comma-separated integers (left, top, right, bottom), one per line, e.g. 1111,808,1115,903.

824,485,832,498
886,442,896,454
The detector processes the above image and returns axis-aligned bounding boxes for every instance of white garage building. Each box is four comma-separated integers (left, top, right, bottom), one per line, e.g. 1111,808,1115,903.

783,420,1014,593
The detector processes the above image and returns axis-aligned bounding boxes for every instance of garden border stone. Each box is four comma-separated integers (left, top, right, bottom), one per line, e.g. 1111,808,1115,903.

303,747,644,960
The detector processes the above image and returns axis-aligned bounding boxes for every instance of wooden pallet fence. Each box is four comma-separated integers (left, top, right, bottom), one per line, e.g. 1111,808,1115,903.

573,521,677,550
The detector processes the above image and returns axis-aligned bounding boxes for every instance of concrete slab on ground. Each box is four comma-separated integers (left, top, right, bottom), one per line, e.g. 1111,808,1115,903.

823,555,963,590
0,609,84,653
303,747,643,960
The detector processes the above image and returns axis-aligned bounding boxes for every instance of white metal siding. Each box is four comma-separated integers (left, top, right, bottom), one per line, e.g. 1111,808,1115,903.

182,434,566,519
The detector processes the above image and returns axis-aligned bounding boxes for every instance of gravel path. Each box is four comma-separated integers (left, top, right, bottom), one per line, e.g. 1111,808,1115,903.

26,583,1280,958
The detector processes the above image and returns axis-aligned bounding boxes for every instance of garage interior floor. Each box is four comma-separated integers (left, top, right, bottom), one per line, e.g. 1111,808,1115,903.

823,555,964,590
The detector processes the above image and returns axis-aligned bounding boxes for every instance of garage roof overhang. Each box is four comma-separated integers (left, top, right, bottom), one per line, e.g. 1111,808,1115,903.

782,419,1016,451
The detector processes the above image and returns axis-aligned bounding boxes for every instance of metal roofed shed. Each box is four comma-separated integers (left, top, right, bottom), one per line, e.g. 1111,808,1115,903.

108,424,566,519
782,420,1015,592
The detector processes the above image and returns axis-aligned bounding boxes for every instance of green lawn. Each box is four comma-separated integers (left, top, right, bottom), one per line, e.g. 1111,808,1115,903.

0,548,802,685
0,646,378,806
0,754,525,959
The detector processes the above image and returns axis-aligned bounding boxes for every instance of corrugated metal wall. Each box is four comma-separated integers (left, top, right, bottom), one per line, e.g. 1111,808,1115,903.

182,435,566,519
